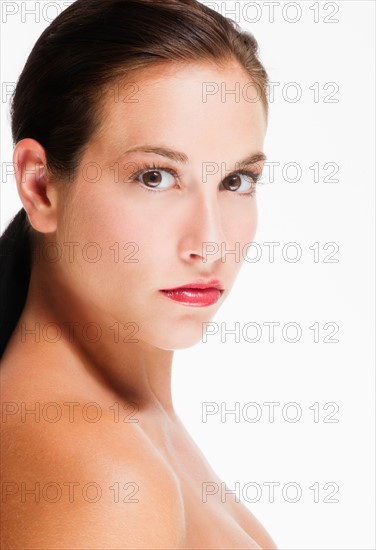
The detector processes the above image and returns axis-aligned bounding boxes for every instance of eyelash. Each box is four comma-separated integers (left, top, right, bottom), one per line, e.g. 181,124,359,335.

127,162,261,197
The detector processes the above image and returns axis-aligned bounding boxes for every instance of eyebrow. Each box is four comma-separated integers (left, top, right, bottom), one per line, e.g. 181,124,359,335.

116,145,266,169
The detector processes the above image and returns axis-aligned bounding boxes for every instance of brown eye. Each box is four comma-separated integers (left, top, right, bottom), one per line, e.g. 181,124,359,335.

141,170,162,187
221,172,257,194
223,174,242,191
131,165,177,192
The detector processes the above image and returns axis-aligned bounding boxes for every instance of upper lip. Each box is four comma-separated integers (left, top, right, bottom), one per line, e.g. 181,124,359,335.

161,279,224,291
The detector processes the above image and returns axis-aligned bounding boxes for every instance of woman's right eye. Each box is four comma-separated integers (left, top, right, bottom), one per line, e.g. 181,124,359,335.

131,166,178,191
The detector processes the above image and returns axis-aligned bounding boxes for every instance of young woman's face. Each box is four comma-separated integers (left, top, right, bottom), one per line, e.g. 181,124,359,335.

57,61,267,350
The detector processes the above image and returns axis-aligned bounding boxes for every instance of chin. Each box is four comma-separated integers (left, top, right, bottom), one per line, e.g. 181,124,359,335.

148,327,207,351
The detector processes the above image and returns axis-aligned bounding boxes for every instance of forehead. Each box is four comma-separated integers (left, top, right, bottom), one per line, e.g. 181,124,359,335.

91,61,266,162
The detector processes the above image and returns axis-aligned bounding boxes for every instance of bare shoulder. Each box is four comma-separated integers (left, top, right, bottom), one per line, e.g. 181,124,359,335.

1,395,185,549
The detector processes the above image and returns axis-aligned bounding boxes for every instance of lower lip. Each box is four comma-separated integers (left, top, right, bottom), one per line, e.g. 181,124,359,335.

160,288,224,307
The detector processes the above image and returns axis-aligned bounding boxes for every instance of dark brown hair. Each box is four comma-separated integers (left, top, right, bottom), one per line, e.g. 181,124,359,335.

0,0,269,358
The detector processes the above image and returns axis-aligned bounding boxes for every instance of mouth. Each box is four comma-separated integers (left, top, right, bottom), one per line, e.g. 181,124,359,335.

159,280,225,307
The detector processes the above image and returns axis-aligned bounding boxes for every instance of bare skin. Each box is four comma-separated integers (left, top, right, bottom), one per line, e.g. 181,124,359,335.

0,61,277,549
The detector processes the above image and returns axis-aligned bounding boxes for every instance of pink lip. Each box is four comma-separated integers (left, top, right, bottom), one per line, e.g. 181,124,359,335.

161,279,224,291
160,279,224,307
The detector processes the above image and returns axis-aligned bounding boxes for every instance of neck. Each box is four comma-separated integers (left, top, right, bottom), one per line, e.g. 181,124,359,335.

14,262,176,416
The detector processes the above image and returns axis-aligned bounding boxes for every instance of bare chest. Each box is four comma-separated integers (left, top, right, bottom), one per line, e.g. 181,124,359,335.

178,482,263,549
150,423,268,549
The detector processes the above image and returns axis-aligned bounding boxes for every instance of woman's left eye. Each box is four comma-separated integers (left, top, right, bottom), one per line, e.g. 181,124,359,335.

221,171,259,195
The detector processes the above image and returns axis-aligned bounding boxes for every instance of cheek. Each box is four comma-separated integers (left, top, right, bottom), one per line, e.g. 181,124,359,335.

244,205,258,241
60,182,147,247
58,189,162,288
222,199,258,246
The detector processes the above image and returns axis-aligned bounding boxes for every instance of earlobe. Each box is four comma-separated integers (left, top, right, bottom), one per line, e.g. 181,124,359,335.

13,138,58,234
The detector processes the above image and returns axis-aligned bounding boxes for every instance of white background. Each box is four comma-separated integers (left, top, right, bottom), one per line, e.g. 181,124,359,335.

1,1,375,549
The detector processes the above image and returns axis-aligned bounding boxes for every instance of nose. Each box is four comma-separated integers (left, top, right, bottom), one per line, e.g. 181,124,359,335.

178,190,228,265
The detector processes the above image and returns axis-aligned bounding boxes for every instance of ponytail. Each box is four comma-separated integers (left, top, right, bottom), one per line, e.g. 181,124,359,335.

0,208,32,359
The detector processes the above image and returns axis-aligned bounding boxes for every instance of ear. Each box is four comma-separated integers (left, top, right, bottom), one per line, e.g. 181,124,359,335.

13,138,58,233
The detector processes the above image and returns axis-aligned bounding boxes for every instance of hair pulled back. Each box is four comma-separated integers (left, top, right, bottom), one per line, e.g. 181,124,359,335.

0,0,269,358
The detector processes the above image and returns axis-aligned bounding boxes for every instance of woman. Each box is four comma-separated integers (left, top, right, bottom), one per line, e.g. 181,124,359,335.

0,0,277,548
